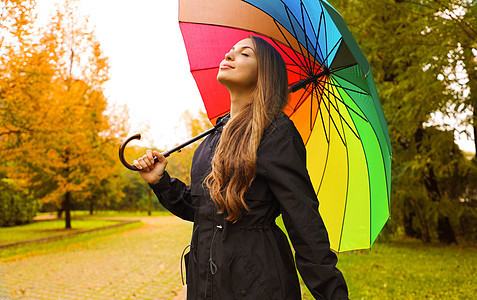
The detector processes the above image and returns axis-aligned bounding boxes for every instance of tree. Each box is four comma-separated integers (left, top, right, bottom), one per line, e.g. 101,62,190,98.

32,0,128,227
330,0,476,243
0,0,47,226
0,0,128,228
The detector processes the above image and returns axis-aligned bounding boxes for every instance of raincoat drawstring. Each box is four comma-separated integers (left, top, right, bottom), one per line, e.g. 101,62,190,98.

209,224,222,275
204,224,223,298
180,225,199,285
180,245,190,285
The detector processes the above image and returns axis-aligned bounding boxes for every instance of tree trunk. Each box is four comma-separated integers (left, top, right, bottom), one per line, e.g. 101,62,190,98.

463,47,477,159
89,200,94,215
438,216,457,244
424,164,458,244
415,127,458,244
403,211,420,239
473,107,476,158
64,191,71,229
148,189,152,216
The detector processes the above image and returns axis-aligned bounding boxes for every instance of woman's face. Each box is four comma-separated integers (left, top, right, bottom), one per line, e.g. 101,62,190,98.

217,38,258,92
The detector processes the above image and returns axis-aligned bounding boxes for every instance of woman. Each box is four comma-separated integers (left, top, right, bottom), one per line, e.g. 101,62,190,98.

134,36,348,299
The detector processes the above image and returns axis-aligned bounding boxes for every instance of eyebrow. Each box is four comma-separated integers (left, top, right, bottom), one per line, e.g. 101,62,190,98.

231,46,255,52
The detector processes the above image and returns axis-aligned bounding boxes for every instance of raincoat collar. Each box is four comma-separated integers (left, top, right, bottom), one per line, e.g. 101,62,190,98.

215,113,230,132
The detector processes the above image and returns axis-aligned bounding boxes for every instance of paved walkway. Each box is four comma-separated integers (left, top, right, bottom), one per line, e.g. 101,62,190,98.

1,216,192,300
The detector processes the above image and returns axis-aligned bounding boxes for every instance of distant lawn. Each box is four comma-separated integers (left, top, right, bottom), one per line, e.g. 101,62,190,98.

37,210,173,218
302,238,477,299
0,219,121,244
0,221,143,262
0,211,172,245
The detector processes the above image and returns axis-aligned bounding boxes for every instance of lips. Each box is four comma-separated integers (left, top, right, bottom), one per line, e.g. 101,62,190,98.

219,63,234,69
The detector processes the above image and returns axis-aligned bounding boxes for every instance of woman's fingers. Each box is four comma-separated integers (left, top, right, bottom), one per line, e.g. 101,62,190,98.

133,155,152,171
146,149,155,163
133,150,167,184
133,150,166,172
152,151,166,164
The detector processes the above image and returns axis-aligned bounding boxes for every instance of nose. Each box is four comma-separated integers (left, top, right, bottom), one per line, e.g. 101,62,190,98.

224,50,234,61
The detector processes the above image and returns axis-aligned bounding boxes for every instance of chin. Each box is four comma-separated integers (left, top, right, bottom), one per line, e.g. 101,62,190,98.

216,74,229,87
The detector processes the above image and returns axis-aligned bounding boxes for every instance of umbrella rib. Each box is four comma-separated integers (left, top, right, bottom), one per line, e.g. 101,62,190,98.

316,79,368,123
315,9,326,71
309,76,314,132
282,4,312,73
300,1,315,74
331,72,370,95
272,20,310,75
317,81,348,146
301,0,326,73
322,38,343,72
314,81,331,198
328,76,351,253
316,77,368,97
292,86,312,112
310,80,326,132
316,81,330,145
317,81,363,140
286,65,306,77
315,82,337,144
314,98,331,197
321,2,329,66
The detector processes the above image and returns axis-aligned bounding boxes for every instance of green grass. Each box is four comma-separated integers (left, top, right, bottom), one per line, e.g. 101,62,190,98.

0,219,121,244
0,221,143,261
300,238,477,300
277,216,477,299
0,210,171,246
36,210,173,218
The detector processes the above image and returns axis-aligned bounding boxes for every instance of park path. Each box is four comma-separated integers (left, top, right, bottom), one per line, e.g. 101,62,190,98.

0,216,192,300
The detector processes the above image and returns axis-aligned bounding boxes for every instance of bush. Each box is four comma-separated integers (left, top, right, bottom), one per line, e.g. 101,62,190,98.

0,179,37,227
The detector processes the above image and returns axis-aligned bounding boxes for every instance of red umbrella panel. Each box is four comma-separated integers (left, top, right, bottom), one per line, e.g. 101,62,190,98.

180,23,323,140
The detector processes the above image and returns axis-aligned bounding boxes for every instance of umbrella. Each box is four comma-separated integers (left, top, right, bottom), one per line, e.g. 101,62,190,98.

177,0,392,252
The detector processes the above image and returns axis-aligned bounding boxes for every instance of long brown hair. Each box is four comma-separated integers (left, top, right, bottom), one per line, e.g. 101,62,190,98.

205,36,289,222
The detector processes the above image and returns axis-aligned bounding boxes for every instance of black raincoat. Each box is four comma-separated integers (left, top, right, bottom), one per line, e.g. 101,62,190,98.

150,113,348,299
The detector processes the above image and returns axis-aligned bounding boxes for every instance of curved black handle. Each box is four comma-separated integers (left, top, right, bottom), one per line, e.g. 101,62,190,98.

119,127,217,172
118,133,158,171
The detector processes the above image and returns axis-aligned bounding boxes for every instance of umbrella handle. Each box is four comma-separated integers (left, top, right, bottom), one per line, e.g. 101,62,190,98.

119,127,217,172
118,133,159,171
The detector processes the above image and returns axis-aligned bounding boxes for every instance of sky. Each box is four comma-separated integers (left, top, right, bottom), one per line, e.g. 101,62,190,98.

37,0,205,149
35,0,475,153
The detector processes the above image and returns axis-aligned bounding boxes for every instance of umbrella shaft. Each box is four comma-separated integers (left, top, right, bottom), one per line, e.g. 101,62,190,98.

161,127,217,157
289,67,330,93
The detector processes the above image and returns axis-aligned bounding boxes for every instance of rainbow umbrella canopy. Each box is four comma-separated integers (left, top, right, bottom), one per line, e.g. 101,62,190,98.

178,0,392,252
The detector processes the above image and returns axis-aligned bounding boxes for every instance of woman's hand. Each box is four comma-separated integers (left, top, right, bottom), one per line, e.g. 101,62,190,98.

133,150,168,185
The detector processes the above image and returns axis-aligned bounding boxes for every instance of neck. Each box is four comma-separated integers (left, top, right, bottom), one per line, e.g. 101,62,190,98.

229,88,254,118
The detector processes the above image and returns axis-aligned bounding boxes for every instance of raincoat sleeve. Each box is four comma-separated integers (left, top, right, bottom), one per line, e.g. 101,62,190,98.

149,171,195,222
261,130,349,300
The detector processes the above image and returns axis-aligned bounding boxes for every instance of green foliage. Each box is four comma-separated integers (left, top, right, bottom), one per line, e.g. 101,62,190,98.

0,178,37,227
329,0,477,244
